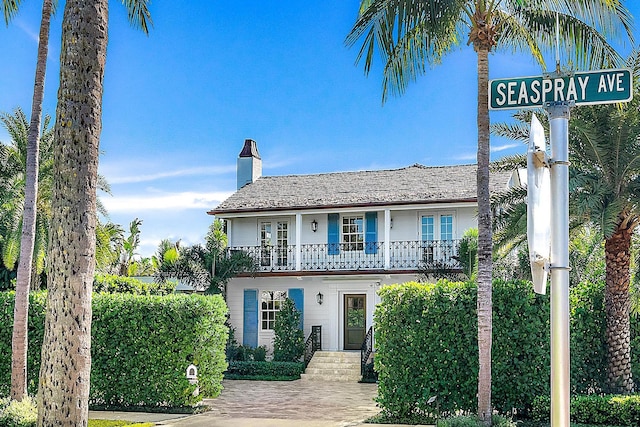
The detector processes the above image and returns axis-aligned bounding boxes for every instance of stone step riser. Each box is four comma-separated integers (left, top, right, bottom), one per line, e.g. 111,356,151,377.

300,377,361,382
309,359,360,368
305,368,360,375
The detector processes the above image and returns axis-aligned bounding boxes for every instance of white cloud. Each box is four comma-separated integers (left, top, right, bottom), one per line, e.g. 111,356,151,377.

107,165,236,184
16,20,38,44
101,191,234,212
491,142,521,153
453,152,477,162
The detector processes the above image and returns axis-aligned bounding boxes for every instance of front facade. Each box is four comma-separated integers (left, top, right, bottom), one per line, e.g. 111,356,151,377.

209,140,511,353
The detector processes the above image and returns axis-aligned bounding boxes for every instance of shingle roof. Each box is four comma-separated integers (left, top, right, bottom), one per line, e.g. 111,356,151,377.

209,164,511,214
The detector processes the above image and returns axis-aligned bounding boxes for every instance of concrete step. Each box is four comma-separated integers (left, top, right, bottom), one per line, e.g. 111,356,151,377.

304,367,360,375
300,372,362,382
306,363,361,370
301,351,362,382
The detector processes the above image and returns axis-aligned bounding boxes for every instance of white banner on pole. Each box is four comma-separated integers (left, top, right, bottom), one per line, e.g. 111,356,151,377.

527,114,551,295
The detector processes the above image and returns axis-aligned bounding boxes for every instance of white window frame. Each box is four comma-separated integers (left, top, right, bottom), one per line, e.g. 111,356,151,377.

258,219,290,267
342,215,364,252
419,211,456,263
261,290,287,330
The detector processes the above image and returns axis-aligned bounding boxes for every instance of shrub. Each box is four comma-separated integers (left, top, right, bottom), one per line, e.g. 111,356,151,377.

0,396,37,427
437,414,517,427
90,293,228,408
225,361,305,380
373,279,640,420
0,293,47,397
374,281,479,418
253,346,267,362
0,292,228,409
531,394,640,426
93,274,174,295
374,280,551,418
272,298,304,362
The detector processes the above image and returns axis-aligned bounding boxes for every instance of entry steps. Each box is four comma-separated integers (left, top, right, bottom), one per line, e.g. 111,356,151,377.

300,351,361,382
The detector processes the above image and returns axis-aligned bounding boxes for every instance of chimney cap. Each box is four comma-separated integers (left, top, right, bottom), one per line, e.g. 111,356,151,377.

239,139,261,159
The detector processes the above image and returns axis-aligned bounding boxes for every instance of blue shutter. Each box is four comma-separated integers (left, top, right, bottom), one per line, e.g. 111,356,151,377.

288,288,304,330
365,212,377,254
243,289,258,347
328,213,340,255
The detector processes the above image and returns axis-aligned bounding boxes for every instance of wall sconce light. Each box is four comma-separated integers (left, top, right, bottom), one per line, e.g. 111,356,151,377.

390,218,393,229
316,292,324,305
311,219,318,232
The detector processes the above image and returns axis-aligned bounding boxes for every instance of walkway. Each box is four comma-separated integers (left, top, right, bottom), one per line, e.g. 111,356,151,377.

162,379,380,426
91,379,382,426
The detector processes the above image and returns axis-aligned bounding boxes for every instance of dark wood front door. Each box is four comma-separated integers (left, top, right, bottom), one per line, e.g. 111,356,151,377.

344,294,366,350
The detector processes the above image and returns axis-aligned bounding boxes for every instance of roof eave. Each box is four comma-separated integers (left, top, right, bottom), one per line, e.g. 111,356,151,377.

207,197,478,216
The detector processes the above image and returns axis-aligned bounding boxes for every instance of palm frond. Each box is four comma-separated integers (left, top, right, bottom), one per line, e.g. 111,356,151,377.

2,0,20,25
491,122,530,142
121,0,153,34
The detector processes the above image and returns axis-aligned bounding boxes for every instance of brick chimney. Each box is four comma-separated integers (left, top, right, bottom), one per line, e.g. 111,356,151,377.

237,139,262,189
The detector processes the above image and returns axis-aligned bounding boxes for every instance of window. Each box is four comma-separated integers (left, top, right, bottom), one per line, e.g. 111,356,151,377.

421,213,455,263
276,222,288,266
342,216,364,251
260,222,272,267
421,215,434,262
441,215,453,241
260,221,289,267
261,290,286,330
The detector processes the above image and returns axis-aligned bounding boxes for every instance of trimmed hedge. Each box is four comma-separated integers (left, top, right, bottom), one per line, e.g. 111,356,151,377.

374,280,639,420
93,274,174,295
531,394,640,426
0,292,47,397
225,361,305,380
375,280,550,418
0,292,228,408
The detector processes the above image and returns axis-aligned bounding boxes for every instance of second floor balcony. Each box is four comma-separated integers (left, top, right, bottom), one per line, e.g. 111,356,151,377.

229,240,462,273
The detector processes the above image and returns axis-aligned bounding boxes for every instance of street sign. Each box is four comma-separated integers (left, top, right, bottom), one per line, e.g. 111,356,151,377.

489,68,632,110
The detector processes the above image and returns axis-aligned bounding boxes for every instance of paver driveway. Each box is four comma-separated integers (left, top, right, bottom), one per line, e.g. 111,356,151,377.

160,379,380,427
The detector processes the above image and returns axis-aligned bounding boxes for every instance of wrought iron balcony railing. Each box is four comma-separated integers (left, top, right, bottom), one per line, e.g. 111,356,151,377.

228,240,461,273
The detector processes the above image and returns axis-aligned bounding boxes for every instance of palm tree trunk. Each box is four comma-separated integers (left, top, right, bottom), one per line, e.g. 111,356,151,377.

37,0,108,424
604,222,634,393
10,0,53,401
476,46,492,425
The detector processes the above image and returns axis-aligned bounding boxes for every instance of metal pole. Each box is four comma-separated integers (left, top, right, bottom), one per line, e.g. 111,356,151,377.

547,101,570,427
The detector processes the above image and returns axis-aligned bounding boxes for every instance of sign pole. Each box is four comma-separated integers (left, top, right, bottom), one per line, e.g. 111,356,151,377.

546,101,571,427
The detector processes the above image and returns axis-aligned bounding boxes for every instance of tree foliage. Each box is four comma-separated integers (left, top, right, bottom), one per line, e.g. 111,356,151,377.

272,298,304,362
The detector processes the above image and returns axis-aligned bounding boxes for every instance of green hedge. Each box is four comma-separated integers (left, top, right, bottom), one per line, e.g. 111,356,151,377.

93,274,174,295
225,361,305,380
531,394,640,426
0,293,47,397
0,292,228,408
374,280,638,419
375,281,479,418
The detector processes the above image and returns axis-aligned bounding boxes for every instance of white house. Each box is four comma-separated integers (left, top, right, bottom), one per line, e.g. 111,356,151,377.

208,139,511,362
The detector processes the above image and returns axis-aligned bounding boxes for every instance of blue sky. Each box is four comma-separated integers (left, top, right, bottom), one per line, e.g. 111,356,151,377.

0,1,638,257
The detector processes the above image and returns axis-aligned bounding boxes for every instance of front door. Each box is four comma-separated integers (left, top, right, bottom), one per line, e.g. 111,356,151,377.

344,294,366,350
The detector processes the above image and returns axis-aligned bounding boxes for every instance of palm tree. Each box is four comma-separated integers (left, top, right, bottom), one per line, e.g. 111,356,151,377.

95,220,124,274
346,1,632,422
117,217,142,276
1,0,56,401
36,0,151,424
0,108,53,278
154,220,255,296
569,95,640,393
493,66,640,391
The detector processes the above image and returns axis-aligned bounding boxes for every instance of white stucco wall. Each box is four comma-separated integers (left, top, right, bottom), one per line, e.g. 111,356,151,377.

227,273,418,352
